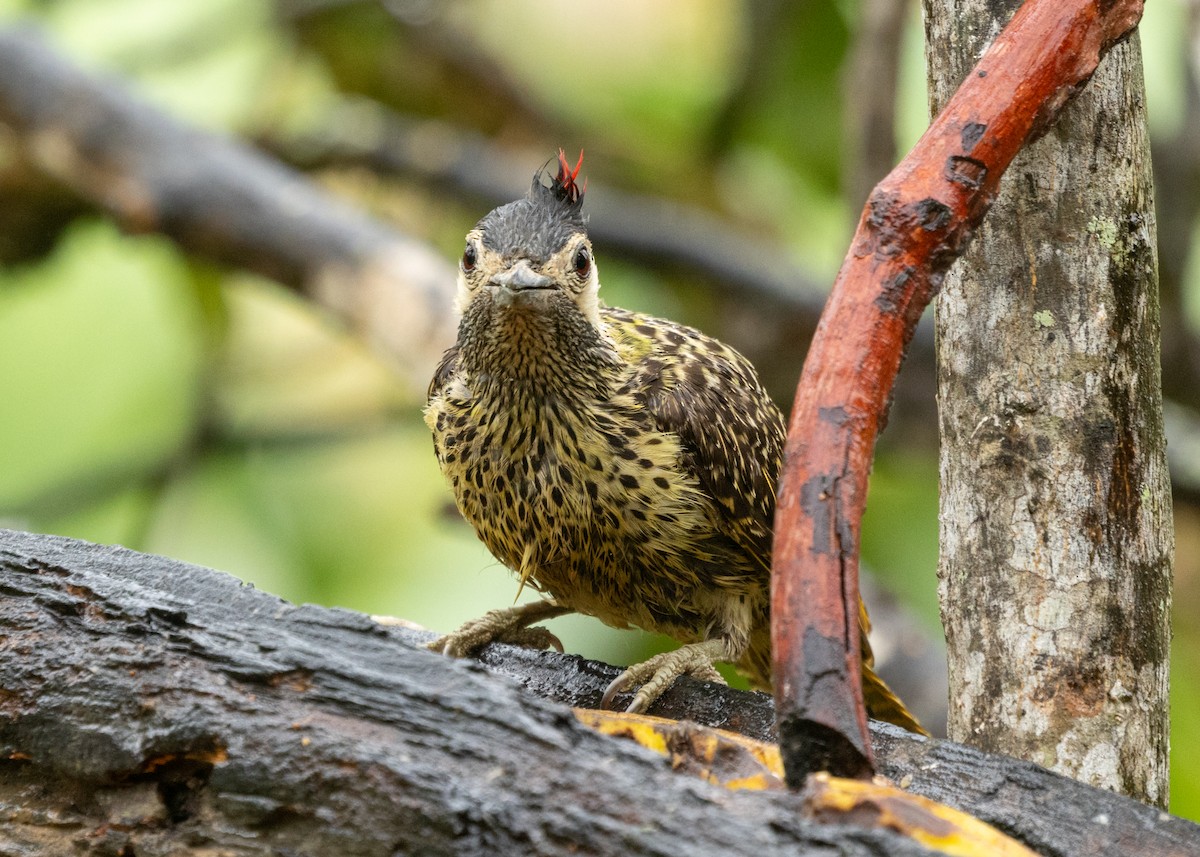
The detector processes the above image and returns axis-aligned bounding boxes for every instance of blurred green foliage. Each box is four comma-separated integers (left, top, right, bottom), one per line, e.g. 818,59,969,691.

0,0,1196,819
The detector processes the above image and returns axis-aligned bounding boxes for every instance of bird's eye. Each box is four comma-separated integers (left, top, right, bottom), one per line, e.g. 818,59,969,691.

461,243,477,272
573,247,591,277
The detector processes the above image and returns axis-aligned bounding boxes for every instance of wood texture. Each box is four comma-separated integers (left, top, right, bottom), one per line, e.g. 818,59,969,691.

925,0,1172,807
0,529,941,857
0,529,1196,856
771,0,1146,785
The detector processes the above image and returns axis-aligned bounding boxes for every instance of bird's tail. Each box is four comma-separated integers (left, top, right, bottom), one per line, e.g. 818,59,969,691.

861,660,928,735
738,606,928,736
858,601,928,735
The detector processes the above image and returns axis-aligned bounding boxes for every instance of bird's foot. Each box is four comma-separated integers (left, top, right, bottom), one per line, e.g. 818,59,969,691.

601,638,730,714
427,601,569,658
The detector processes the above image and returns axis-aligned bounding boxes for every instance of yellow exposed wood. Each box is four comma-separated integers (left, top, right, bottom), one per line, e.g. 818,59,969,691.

574,709,1038,856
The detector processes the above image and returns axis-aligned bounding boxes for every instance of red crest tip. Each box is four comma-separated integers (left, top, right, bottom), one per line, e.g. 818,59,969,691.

555,148,586,205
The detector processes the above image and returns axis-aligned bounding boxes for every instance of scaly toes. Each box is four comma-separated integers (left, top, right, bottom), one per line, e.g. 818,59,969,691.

426,632,468,658
427,608,514,657
499,625,564,653
428,605,565,658
601,643,729,713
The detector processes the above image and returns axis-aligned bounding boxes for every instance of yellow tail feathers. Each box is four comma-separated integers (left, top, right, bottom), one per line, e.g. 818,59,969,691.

737,607,928,735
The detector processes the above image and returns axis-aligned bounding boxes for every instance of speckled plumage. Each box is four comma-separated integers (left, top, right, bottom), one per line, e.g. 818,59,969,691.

429,300,780,684
426,153,922,731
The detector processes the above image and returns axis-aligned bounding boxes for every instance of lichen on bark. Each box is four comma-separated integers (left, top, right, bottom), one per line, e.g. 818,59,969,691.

926,1,1172,807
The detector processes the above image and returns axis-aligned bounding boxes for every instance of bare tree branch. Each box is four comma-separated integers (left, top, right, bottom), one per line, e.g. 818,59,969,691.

278,0,562,141
773,0,1148,784
0,25,456,395
1152,2,1200,413
275,105,831,317
1,528,1196,856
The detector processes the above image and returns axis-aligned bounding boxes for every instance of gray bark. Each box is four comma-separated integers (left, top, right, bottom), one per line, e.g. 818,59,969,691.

1,529,1197,856
0,529,941,857
925,3,1172,806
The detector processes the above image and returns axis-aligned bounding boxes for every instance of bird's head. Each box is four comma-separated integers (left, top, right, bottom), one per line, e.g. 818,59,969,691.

455,150,601,331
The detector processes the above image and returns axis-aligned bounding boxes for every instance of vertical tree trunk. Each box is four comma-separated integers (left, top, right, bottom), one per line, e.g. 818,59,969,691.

925,1,1172,807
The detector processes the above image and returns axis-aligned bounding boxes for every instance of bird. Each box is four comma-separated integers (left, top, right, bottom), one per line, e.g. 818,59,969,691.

424,150,925,733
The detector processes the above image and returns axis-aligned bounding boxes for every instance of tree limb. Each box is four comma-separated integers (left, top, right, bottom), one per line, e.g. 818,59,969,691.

0,25,456,396
771,0,1146,783
841,0,911,215
1152,3,1200,414
279,0,563,141
0,528,940,857
273,104,832,326
0,528,1195,856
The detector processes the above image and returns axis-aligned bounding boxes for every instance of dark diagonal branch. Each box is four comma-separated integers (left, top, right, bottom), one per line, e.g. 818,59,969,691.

275,107,830,315
0,26,456,394
278,0,562,141
771,0,1146,784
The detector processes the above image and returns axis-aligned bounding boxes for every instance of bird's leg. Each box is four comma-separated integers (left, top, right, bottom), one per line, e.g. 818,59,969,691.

601,638,733,714
427,600,571,658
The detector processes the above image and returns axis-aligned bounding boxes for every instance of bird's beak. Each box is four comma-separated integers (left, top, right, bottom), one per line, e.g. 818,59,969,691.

490,261,553,291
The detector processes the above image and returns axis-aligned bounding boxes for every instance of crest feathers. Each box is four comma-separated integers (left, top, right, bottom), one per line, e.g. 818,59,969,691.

553,148,585,205
529,148,586,214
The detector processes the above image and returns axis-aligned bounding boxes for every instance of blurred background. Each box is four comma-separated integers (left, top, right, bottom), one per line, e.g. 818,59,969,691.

1,0,1198,819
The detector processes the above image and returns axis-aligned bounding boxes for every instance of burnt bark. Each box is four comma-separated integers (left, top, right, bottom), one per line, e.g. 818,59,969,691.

0,529,1197,856
0,529,939,857
926,2,1172,806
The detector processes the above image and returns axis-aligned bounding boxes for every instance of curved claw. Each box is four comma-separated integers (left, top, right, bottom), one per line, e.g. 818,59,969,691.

502,625,564,653
429,602,570,659
600,641,731,714
601,672,633,711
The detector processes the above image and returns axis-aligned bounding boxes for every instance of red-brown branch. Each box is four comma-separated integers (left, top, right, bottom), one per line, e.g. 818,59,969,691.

771,0,1145,784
